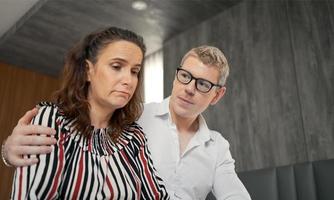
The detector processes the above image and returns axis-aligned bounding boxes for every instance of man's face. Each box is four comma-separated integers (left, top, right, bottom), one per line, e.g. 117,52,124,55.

170,55,226,119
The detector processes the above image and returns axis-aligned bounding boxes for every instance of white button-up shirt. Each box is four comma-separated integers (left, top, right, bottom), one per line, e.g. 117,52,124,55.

138,97,251,200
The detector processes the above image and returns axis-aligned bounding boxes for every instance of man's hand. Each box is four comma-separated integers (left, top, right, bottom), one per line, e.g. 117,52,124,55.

3,108,57,167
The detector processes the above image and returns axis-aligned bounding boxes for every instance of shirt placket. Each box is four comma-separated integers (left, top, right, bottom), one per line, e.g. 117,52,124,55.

168,116,184,198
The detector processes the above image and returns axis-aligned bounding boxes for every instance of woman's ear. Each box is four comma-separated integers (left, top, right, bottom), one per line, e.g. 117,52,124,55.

86,60,94,82
210,86,226,105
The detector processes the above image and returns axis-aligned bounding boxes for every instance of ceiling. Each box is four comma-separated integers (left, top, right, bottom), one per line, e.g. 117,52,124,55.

0,0,241,77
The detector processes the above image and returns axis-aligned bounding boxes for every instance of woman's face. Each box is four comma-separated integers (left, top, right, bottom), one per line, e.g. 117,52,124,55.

87,40,143,113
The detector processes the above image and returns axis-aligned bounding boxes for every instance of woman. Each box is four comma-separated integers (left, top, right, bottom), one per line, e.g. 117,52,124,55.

10,27,169,199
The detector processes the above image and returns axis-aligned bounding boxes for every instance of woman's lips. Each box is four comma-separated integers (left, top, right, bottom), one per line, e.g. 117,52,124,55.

114,91,131,98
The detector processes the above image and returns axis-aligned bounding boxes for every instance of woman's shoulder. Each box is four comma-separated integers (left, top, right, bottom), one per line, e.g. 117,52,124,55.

35,101,59,115
33,102,75,142
36,101,68,116
124,122,147,144
37,101,56,107
36,101,60,111
33,101,67,125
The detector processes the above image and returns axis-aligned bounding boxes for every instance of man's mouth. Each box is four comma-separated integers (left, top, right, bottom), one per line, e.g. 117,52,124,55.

178,96,194,105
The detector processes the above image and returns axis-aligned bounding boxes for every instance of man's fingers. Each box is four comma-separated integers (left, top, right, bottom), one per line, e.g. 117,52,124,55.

14,124,56,136
17,108,39,125
6,144,54,167
19,135,57,146
15,145,53,155
13,157,39,167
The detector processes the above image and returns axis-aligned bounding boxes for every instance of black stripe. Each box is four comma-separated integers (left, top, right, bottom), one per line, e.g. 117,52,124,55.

11,103,170,199
85,152,95,198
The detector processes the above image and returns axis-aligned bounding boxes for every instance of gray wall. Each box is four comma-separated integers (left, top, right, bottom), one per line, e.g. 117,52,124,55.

163,0,334,172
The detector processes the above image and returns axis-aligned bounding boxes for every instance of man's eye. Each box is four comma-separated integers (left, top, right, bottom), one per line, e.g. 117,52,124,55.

198,80,211,88
181,73,190,79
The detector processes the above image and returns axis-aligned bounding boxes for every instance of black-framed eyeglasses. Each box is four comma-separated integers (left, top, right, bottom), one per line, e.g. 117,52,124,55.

176,67,222,93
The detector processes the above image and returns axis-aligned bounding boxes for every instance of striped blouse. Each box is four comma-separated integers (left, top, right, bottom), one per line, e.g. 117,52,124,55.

11,102,170,200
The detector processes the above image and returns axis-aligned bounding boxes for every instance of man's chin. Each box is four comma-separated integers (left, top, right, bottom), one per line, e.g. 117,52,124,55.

173,106,196,118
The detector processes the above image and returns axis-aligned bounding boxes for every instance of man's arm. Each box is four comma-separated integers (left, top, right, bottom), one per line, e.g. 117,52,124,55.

1,108,57,167
212,136,251,200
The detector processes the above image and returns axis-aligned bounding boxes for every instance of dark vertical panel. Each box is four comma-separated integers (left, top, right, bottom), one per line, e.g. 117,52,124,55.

330,0,334,28
163,17,212,96
164,0,326,171
219,1,306,170
204,2,260,170
163,36,188,96
287,0,334,161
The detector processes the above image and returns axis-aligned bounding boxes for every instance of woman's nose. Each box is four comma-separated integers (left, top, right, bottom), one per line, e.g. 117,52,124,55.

121,69,134,85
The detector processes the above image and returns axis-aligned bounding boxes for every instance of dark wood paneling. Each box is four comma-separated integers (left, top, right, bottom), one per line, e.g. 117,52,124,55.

287,0,334,161
0,62,60,199
163,0,333,171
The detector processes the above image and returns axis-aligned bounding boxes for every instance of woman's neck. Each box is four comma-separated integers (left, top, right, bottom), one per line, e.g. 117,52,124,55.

88,100,114,129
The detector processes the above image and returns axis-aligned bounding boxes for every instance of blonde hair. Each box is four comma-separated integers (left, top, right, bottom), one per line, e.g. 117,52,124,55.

181,45,229,85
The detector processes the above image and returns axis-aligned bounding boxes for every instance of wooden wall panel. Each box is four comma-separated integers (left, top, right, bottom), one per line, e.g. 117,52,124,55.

287,0,334,161
0,62,60,199
163,0,333,171
218,1,307,171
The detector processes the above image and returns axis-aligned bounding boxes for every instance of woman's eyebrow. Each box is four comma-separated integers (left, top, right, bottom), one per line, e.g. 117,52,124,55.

109,57,142,68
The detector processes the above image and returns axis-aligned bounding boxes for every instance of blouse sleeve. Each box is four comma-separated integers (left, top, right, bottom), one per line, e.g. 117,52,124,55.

11,103,65,200
133,128,170,200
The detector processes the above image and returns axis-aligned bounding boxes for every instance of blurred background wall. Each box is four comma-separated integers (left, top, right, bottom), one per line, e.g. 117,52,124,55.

163,0,334,171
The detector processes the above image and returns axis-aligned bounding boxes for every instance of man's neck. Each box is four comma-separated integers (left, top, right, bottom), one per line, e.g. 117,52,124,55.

169,105,200,156
169,108,199,133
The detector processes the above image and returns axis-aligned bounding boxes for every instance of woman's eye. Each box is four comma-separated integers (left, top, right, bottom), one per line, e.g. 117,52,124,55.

110,64,121,70
131,69,140,75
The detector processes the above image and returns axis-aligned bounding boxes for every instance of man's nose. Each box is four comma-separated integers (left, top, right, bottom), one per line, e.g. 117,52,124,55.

184,79,196,95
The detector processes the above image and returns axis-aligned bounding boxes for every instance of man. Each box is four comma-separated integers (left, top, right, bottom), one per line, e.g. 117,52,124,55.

2,46,250,199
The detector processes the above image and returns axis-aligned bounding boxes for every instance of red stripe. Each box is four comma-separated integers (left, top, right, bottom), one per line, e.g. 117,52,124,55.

120,150,141,199
106,177,114,199
119,138,127,146
88,135,92,152
18,167,23,200
46,133,65,199
140,147,159,199
133,129,144,144
72,149,84,199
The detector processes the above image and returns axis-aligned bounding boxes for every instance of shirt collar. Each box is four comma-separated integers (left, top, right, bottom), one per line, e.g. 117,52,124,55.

196,114,213,143
154,96,171,117
155,96,214,143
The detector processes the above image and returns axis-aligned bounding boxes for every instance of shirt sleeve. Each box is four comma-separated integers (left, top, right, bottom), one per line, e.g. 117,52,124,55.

11,104,65,200
213,136,251,200
134,128,170,200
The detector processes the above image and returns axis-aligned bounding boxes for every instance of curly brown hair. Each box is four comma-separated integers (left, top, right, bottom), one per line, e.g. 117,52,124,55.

54,27,146,142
